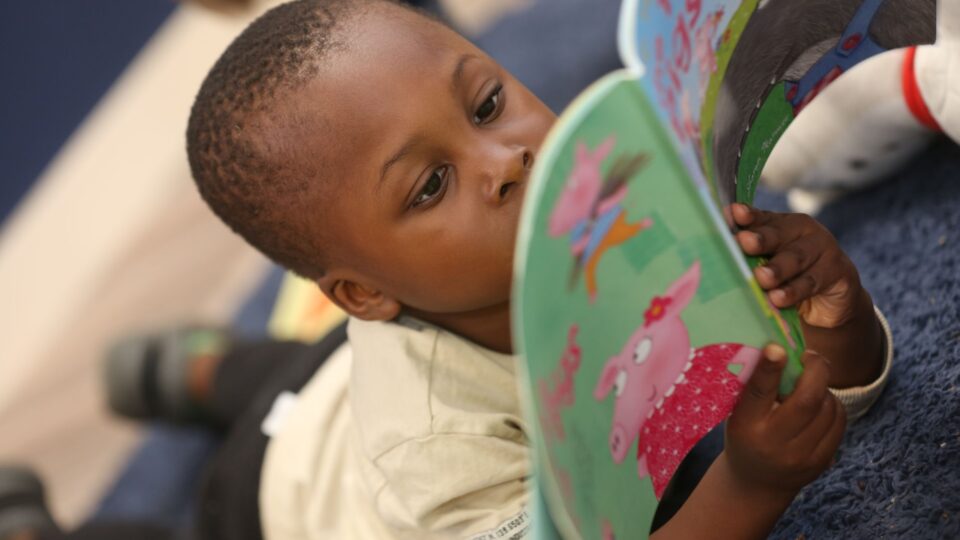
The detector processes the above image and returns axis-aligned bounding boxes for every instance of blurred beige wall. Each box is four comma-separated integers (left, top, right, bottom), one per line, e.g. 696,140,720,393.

0,2,277,524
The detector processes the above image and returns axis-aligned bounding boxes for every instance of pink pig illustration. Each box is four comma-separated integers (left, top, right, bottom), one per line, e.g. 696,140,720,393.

679,89,701,144
601,519,616,540
539,325,582,440
694,9,725,93
593,261,761,499
548,137,653,302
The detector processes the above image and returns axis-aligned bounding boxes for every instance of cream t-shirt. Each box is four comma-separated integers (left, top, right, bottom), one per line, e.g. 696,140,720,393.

259,317,532,540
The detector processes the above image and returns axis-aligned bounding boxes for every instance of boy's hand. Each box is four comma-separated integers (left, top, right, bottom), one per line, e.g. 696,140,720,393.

732,204,860,327
731,204,883,388
724,345,846,495
652,347,846,539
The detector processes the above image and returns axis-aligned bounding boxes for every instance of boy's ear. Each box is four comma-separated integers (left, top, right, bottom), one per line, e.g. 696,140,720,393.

316,275,401,322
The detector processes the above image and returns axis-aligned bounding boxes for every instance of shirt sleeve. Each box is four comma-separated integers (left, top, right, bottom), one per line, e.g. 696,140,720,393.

370,433,532,540
829,306,894,421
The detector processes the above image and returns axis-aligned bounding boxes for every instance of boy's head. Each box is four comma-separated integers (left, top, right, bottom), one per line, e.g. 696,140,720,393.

187,0,555,336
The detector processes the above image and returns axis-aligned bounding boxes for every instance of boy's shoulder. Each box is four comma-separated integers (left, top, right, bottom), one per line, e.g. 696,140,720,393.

345,317,531,533
347,317,528,459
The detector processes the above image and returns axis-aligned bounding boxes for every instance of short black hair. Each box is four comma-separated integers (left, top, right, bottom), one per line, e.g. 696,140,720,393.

187,0,401,279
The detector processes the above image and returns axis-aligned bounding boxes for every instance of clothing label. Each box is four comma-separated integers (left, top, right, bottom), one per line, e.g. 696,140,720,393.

260,391,299,437
467,509,530,540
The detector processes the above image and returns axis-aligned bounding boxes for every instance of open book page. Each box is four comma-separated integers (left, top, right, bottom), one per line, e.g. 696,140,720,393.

618,0,934,208
514,71,801,540
517,2,937,537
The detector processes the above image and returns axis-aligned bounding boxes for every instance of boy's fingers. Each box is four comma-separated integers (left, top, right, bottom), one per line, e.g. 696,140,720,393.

807,395,847,470
731,204,783,228
736,217,808,256
754,235,825,290
730,203,756,226
773,351,831,436
733,344,787,422
768,261,849,309
793,391,838,449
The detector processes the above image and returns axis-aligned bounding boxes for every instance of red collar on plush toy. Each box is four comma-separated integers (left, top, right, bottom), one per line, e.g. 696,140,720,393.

902,46,944,132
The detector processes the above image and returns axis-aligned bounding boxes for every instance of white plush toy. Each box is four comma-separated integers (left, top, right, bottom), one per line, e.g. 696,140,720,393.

762,0,959,214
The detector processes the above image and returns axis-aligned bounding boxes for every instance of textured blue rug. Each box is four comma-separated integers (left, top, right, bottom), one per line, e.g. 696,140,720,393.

768,140,960,539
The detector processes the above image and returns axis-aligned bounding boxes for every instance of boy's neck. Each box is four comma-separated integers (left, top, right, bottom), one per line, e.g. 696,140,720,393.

405,301,514,355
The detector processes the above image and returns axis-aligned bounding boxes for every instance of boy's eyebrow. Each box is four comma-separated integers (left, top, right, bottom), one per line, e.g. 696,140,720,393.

379,55,479,188
451,53,479,92
380,139,418,187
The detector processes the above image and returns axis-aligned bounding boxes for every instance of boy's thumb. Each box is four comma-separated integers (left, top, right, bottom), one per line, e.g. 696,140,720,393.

734,344,787,420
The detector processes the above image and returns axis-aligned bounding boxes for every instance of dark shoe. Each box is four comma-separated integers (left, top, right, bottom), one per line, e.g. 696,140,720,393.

0,467,60,540
103,326,230,424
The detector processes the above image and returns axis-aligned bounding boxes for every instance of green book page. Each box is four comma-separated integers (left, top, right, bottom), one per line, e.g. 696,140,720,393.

513,71,803,540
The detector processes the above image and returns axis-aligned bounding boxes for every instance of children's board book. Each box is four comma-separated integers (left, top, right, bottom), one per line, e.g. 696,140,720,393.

512,0,932,538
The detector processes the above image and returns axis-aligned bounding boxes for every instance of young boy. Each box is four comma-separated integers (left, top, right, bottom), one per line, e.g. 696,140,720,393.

0,1,890,539
183,0,894,538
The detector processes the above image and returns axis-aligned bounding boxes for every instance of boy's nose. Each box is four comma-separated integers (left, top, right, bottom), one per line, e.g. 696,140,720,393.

483,146,534,205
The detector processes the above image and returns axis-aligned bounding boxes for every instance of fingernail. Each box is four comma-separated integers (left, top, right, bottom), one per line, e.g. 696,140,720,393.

770,289,786,304
757,266,775,282
764,344,786,363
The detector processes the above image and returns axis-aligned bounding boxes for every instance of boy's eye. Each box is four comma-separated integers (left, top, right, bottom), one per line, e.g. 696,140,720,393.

411,166,449,208
473,84,503,125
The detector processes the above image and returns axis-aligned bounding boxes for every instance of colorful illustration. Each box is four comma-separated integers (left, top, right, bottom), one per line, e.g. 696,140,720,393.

516,74,796,538
538,325,583,441
592,262,761,498
548,137,653,302
783,0,888,115
602,519,617,540
514,1,934,537
694,8,725,95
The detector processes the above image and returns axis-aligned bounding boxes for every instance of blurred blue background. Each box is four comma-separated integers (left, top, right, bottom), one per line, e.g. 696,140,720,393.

0,1,174,225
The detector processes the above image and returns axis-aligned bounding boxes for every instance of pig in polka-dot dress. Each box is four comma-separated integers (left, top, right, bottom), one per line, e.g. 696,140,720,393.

637,343,745,499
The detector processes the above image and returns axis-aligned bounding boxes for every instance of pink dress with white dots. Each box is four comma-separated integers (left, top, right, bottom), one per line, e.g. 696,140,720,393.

637,343,745,499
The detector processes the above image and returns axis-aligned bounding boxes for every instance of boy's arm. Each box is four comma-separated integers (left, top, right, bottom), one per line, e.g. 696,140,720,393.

732,205,888,391
653,346,846,539
652,456,795,539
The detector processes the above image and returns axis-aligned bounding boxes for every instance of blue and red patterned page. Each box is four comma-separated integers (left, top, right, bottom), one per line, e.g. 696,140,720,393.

619,0,924,207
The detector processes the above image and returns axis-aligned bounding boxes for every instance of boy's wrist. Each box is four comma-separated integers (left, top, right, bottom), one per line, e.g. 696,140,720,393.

654,453,798,540
715,452,802,509
802,287,883,389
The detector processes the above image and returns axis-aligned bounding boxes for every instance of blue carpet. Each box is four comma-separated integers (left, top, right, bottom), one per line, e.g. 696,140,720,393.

92,426,217,530
473,0,623,115
771,140,960,539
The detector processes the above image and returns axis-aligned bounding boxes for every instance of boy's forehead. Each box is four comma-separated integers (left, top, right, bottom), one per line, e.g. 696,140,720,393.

282,7,485,182
334,5,477,92
267,4,490,240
